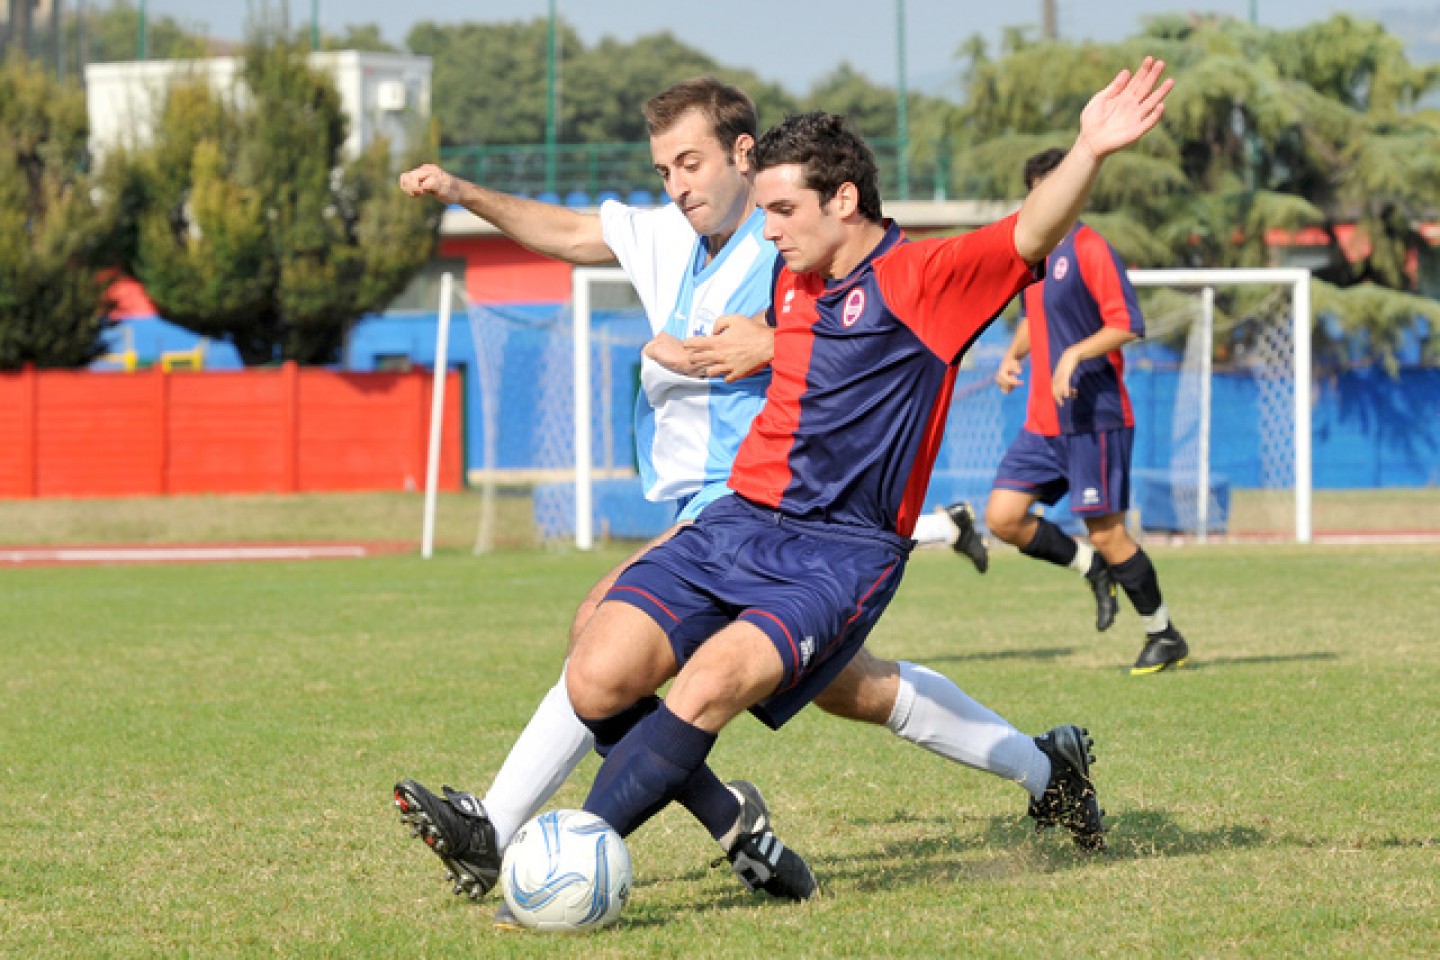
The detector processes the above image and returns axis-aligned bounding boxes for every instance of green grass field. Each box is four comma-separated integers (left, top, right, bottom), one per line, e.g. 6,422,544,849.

3,535,1438,957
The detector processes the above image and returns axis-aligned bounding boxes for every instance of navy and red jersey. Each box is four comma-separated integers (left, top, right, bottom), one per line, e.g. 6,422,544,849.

728,213,1036,537
1021,223,1143,436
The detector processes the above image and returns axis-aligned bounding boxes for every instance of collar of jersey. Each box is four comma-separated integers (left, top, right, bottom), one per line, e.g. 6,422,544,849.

691,206,768,281
822,219,904,294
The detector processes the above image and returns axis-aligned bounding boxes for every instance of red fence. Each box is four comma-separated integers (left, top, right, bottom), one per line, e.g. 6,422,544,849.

0,363,462,498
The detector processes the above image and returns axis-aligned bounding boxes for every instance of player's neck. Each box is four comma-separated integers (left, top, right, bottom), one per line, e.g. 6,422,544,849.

824,221,889,281
703,226,737,264
703,189,759,265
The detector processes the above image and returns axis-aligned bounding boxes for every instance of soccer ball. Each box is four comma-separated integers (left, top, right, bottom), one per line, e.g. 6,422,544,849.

500,809,632,932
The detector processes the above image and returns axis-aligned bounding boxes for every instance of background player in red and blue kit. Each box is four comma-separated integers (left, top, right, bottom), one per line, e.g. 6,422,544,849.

983,148,1189,675
562,60,1173,889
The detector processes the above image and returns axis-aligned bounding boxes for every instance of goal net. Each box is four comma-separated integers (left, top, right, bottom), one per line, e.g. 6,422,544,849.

479,265,1312,549
1126,269,1312,543
465,267,651,552
931,268,1312,544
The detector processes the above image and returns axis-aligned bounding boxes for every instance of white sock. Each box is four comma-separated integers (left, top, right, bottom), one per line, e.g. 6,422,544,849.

1142,602,1171,634
885,661,1051,799
1069,541,1096,575
481,666,595,849
912,510,957,546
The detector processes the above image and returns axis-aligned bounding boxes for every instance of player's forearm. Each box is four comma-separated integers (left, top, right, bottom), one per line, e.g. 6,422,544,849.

1006,320,1032,362
1065,326,1137,363
1011,143,1102,265
451,180,614,265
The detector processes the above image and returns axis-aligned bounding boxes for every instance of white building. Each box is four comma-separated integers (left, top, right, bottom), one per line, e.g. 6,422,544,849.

84,50,432,162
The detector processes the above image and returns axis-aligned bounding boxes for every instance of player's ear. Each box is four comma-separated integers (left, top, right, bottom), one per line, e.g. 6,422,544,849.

732,133,755,173
832,182,860,218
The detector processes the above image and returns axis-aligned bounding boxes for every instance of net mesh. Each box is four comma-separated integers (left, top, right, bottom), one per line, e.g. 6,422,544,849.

466,269,1303,545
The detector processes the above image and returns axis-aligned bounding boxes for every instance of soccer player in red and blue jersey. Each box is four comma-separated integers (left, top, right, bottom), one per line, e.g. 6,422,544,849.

984,148,1189,675
564,60,1172,888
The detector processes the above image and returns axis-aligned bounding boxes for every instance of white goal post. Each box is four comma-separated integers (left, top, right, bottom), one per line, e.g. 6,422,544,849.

1127,268,1313,544
572,267,631,549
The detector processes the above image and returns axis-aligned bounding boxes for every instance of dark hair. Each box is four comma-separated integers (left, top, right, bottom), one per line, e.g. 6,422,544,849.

643,77,757,151
751,111,884,223
1024,148,1068,190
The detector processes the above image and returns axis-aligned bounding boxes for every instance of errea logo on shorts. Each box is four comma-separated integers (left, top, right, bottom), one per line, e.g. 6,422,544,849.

800,636,816,668
1081,487,1101,505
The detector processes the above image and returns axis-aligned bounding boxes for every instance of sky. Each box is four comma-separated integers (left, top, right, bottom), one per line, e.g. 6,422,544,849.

139,1,1433,96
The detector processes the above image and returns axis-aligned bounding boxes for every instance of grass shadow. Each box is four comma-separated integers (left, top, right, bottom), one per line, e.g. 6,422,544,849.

907,646,1080,665
620,807,1275,924
1166,651,1339,671
1035,808,1268,859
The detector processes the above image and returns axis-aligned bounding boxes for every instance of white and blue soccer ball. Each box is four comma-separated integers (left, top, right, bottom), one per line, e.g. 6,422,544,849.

500,809,632,932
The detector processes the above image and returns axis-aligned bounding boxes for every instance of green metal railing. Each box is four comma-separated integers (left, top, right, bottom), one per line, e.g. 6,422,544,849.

438,138,954,205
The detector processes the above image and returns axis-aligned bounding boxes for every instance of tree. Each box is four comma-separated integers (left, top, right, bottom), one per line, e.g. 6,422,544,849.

407,18,583,145
78,1,212,63
955,15,1440,368
407,18,798,146
117,36,440,365
314,23,398,54
0,57,116,369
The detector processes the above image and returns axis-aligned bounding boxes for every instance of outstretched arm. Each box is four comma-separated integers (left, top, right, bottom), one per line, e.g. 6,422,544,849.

398,163,614,265
1013,57,1173,265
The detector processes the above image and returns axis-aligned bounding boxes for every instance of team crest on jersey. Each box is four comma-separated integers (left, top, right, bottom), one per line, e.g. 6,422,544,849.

1052,255,1070,281
842,289,866,327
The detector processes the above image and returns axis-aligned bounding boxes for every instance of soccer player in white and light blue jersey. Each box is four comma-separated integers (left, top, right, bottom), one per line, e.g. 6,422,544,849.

393,78,1076,920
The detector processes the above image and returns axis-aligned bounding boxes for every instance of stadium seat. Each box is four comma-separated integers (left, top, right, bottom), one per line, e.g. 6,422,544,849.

564,190,591,207
596,190,622,205
626,189,656,207
536,191,561,205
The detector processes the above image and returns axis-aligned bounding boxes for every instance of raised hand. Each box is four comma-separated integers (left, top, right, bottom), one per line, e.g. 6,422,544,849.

1077,57,1173,160
398,163,461,204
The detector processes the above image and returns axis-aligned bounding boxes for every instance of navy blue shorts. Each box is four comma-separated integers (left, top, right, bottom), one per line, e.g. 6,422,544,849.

606,495,910,730
994,426,1133,516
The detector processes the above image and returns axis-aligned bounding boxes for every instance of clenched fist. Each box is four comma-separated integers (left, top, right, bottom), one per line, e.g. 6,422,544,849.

398,164,460,204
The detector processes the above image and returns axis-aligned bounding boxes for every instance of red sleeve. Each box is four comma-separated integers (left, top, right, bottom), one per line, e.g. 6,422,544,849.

873,213,1037,363
1074,226,1140,333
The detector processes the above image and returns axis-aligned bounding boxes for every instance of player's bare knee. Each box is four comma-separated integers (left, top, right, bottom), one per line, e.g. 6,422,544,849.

985,498,1024,545
1086,514,1135,562
565,651,638,719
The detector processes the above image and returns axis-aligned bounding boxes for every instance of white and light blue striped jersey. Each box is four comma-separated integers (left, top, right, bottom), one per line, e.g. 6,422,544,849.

600,201,776,505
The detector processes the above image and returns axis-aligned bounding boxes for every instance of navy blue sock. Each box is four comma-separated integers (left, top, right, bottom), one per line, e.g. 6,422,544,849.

1021,518,1079,568
583,696,661,758
583,702,736,839
579,698,741,841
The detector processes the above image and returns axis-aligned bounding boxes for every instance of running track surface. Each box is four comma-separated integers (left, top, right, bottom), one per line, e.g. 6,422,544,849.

1,542,416,567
